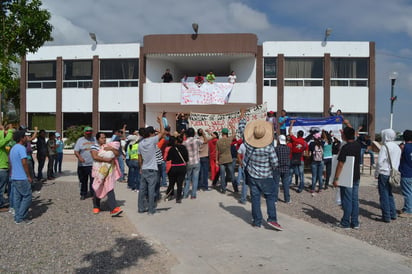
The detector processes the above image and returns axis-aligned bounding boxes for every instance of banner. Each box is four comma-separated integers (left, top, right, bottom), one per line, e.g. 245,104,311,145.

286,116,343,139
188,103,267,137
181,82,233,105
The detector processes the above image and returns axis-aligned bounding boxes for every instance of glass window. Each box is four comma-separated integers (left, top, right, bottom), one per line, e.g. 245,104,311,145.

100,59,139,79
64,60,93,80
63,113,92,130
28,61,56,81
28,113,56,130
264,57,276,78
331,58,368,78
100,112,139,131
285,58,323,78
287,113,323,119
343,113,368,131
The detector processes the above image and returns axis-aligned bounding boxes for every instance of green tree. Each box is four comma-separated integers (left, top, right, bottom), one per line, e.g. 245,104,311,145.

1,0,53,124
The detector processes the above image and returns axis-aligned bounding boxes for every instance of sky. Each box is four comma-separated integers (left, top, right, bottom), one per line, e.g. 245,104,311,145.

39,0,412,134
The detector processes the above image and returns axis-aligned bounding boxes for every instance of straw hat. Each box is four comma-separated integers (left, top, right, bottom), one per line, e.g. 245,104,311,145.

244,120,274,148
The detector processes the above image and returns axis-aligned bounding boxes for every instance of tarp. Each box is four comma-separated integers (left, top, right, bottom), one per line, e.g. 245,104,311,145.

286,116,344,139
181,82,233,105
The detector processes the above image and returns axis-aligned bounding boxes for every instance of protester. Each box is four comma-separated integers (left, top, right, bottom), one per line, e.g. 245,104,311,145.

74,126,96,200
322,130,333,189
278,109,289,135
238,109,282,230
125,134,140,191
0,124,14,212
54,132,64,174
399,129,412,218
90,132,123,216
206,71,216,83
358,133,375,168
209,131,220,186
333,127,361,229
216,128,238,194
309,132,324,194
228,71,236,84
161,68,173,83
274,135,291,203
36,129,47,182
288,120,307,193
194,73,204,87
10,130,33,224
374,128,401,223
46,132,57,180
198,128,211,191
236,141,247,204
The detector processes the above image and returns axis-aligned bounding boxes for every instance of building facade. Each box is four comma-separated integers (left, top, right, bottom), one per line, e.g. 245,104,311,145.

20,33,375,137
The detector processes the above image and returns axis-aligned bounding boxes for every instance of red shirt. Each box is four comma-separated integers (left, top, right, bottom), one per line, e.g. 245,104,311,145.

290,135,308,161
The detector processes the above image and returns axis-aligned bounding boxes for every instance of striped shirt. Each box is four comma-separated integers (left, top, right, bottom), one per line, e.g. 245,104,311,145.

238,118,278,179
275,145,290,173
183,137,203,165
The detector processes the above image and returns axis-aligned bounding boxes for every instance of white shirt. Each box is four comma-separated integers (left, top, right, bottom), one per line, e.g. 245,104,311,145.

228,74,236,84
376,142,402,176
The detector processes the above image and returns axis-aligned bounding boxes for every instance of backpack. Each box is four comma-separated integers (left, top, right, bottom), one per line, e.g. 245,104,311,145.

312,145,323,162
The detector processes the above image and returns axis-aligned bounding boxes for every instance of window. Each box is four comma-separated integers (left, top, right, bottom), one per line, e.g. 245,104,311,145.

27,61,56,89
63,113,92,130
100,112,138,131
331,58,368,86
28,113,56,130
63,60,93,88
264,58,276,78
287,112,323,119
284,58,323,86
343,113,368,131
100,59,139,87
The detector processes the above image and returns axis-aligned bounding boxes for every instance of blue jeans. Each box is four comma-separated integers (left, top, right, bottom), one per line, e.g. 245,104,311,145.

118,155,125,180
311,161,324,191
291,161,305,191
339,180,359,228
249,176,278,227
360,148,375,166
12,180,32,223
274,170,291,202
184,163,200,198
126,159,140,190
199,157,209,190
219,162,236,192
54,152,63,173
0,169,9,207
160,160,167,187
138,169,158,214
323,158,332,187
401,177,412,213
378,174,397,221
237,166,247,203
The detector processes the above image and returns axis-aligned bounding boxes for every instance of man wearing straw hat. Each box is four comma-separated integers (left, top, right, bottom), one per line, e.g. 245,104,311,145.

238,109,283,231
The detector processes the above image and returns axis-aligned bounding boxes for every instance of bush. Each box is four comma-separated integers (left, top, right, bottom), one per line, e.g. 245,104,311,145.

64,125,88,147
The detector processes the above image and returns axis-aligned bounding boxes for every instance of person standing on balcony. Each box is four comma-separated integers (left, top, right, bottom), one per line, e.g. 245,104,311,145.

181,74,189,89
228,71,236,84
161,68,173,83
206,71,216,83
194,73,204,87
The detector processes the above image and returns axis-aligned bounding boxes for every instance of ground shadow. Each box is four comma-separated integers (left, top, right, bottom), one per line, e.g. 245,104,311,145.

301,203,339,224
75,237,157,273
219,202,251,225
30,197,53,219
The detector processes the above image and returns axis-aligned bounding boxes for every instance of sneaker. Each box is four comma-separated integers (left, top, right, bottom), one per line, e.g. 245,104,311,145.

110,207,123,217
267,221,283,231
15,219,33,225
334,222,350,230
8,208,15,215
399,212,412,218
352,225,360,230
80,195,86,200
93,208,100,214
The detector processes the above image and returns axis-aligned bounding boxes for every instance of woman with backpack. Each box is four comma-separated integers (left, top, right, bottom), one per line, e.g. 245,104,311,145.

309,133,324,194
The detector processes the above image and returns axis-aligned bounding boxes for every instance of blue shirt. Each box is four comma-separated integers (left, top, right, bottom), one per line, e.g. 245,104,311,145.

400,143,412,178
278,116,289,130
10,143,28,180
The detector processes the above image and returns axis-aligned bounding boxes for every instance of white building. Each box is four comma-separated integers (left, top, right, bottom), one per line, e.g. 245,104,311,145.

20,33,375,137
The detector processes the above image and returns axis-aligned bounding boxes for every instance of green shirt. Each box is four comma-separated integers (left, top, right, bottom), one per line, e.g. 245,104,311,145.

0,130,14,169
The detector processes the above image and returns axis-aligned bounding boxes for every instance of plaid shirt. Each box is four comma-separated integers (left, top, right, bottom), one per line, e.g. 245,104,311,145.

275,145,290,173
238,118,278,179
183,137,203,165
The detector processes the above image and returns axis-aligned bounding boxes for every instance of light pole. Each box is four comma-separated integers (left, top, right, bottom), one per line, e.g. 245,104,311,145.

389,72,398,129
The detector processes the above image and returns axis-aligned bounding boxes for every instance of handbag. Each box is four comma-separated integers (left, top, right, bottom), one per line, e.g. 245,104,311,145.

384,144,401,187
164,147,172,173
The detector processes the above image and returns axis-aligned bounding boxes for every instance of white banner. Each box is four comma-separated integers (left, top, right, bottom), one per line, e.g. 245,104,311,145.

181,82,233,105
188,103,267,137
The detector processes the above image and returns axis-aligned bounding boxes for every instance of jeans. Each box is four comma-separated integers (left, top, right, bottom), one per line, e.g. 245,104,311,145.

160,160,167,187
401,177,412,213
78,166,93,196
12,179,32,223
311,161,324,191
219,162,237,192
237,166,248,203
0,169,9,207
138,169,158,214
126,159,140,190
199,157,209,190
378,174,397,221
118,155,125,180
37,154,46,180
184,163,200,198
47,154,56,178
323,158,332,187
274,170,291,203
54,152,63,173
339,180,359,228
249,176,278,227
360,148,375,166
291,161,305,191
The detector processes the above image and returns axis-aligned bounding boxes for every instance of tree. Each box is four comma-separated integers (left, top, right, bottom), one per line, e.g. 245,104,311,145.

0,0,53,124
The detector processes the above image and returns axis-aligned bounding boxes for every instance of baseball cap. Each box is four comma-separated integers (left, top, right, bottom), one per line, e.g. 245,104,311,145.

55,132,61,138
84,126,93,132
221,128,229,134
278,135,287,145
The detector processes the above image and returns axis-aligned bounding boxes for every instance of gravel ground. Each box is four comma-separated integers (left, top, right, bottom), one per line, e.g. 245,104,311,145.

0,167,176,274
275,176,412,258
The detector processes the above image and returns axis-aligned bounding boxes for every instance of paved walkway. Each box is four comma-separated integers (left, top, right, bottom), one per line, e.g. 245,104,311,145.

63,155,411,273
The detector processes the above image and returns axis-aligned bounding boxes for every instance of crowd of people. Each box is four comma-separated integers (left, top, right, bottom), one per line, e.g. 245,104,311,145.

1,108,411,229
162,68,237,86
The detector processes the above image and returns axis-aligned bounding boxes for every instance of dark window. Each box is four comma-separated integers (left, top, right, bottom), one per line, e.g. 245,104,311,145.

288,113,323,119
264,57,276,78
100,112,138,131
28,61,56,81
100,59,139,79
28,113,56,130
285,58,323,78
331,58,368,78
64,60,93,80
63,113,92,130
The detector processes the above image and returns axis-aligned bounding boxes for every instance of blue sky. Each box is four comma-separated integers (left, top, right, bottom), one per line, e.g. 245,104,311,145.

40,0,412,134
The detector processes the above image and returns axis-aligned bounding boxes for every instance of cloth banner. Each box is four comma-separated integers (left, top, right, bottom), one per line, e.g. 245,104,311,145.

181,82,233,105
286,116,343,139
189,103,267,137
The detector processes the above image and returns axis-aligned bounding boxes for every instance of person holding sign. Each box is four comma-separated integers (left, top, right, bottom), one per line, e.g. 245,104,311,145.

333,127,361,229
